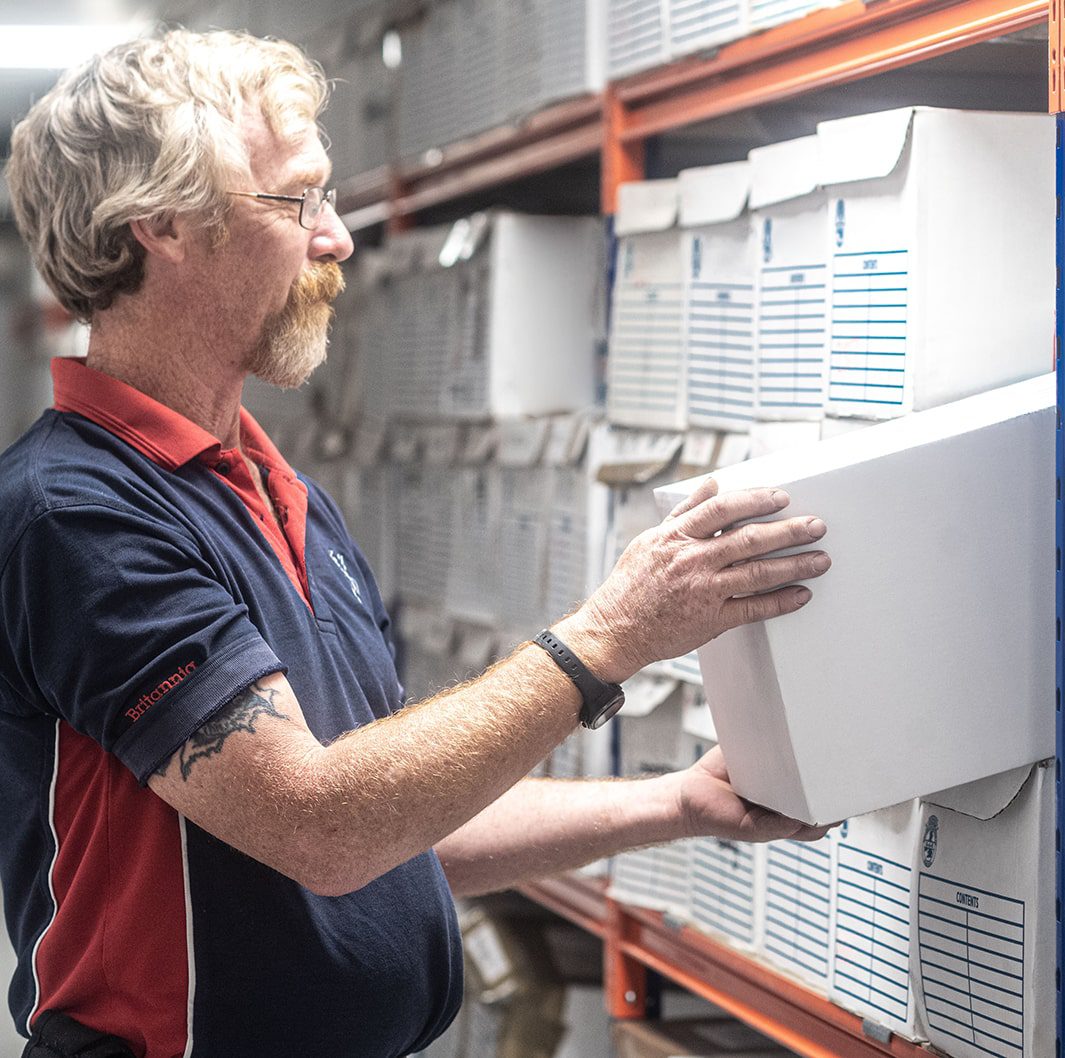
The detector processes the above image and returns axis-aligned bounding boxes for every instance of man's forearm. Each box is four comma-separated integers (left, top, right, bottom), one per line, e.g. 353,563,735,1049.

435,772,688,898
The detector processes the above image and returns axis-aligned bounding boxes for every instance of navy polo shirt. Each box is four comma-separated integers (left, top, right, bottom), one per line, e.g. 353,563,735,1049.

0,359,462,1057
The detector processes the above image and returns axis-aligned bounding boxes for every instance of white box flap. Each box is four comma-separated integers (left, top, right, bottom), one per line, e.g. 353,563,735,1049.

716,432,751,469
818,106,915,187
462,425,500,464
748,135,820,209
496,418,551,466
678,160,751,227
620,671,679,717
596,430,684,486
924,763,1036,819
544,414,593,466
615,179,680,235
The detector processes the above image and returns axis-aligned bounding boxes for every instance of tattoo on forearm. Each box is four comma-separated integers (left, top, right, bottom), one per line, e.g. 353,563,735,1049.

155,681,289,782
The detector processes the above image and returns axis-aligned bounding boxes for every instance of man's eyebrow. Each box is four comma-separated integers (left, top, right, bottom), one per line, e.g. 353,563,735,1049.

287,167,332,190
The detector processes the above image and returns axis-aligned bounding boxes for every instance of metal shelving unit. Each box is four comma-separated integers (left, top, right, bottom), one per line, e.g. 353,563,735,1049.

336,2,1062,1051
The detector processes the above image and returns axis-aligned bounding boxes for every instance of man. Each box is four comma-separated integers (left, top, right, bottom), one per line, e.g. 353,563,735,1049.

0,29,831,1058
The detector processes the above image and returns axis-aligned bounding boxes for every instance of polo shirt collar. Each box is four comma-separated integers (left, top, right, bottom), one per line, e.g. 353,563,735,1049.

51,356,294,478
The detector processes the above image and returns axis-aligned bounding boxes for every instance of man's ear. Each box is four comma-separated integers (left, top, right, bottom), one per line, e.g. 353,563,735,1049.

129,213,188,264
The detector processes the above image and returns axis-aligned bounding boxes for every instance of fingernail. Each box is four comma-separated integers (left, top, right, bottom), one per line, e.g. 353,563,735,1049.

771,489,789,508
806,517,826,538
812,553,831,572
795,587,812,604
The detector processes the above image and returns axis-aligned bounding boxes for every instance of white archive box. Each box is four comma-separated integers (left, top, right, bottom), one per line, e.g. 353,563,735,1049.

446,426,502,626
748,0,845,32
676,724,769,956
819,107,1054,420
341,420,396,602
397,605,458,704
596,426,685,582
668,0,748,61
654,374,1055,825
678,161,759,432
606,0,669,79
393,427,459,608
496,418,554,636
749,135,830,421
610,674,693,916
608,181,687,430
544,415,611,622
830,801,925,1042
914,762,1054,1058
748,419,821,459
760,832,837,995
442,211,603,420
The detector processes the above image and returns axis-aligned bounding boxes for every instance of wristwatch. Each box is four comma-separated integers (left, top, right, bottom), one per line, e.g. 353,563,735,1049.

533,629,626,730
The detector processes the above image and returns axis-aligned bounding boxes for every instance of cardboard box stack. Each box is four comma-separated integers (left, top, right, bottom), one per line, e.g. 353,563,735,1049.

398,0,604,161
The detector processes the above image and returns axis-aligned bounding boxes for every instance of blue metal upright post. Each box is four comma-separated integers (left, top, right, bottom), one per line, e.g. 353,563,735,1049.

1055,110,1064,1058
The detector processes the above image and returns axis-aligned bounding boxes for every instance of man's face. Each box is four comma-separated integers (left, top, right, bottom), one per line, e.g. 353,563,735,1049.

222,107,353,389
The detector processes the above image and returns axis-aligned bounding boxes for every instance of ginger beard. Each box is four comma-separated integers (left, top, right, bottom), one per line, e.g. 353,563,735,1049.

244,262,345,389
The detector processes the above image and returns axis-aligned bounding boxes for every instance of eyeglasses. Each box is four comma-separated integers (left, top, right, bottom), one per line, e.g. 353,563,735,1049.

227,186,338,230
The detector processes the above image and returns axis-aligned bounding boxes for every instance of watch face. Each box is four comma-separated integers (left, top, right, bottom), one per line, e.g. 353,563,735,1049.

585,691,625,730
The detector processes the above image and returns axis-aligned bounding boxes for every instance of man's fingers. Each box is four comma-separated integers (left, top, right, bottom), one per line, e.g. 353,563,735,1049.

665,475,719,521
676,487,790,540
715,551,830,597
715,515,826,566
719,585,813,628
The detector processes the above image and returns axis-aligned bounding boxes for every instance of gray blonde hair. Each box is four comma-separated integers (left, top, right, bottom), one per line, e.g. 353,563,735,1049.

5,29,329,322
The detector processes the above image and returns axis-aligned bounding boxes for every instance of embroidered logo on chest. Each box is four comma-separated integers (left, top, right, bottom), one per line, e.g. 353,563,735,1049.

328,548,364,605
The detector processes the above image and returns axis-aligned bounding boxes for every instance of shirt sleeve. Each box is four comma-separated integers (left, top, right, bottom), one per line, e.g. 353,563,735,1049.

0,502,286,783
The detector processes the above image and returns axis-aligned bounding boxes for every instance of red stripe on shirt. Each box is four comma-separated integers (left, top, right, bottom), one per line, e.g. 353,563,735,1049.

32,723,189,1058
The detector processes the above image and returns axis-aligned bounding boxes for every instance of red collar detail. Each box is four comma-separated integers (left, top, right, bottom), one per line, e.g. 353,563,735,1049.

51,357,295,481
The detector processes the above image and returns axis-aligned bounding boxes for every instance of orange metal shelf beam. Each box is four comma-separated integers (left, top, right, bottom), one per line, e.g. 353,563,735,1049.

519,874,932,1058
602,0,1047,211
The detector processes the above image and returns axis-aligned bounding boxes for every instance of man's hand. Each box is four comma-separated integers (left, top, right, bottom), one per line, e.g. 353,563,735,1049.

676,745,831,843
557,475,830,683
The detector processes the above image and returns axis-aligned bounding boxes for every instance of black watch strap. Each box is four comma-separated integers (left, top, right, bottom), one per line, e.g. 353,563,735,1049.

532,629,625,730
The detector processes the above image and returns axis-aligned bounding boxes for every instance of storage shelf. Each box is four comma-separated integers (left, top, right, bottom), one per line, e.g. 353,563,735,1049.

336,95,602,230
343,1,1061,1048
334,0,1048,225
519,874,932,1058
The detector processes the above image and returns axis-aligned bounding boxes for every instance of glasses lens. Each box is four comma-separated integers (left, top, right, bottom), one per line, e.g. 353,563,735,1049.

300,187,325,230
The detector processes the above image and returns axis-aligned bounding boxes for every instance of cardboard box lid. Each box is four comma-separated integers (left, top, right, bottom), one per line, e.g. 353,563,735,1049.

716,432,751,469
817,106,916,187
439,210,492,266
678,160,751,227
615,179,680,235
595,429,684,486
497,418,552,467
620,670,679,718
748,134,820,209
462,424,500,464
544,413,595,467
924,762,1036,820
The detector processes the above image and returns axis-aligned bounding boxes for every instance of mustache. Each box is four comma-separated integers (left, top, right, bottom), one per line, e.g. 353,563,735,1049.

290,262,345,307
